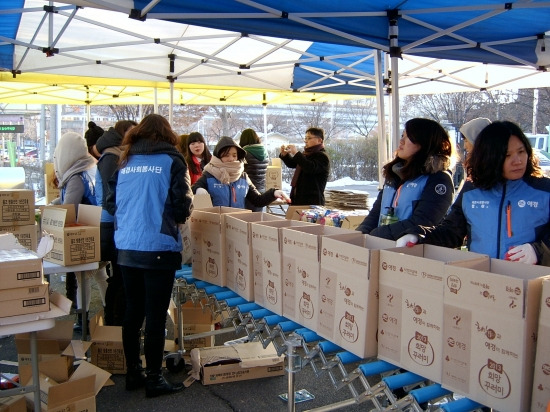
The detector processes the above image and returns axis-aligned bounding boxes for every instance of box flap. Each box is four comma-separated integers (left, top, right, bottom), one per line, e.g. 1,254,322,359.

233,342,283,368
76,204,102,226
70,360,111,395
193,193,213,209
48,374,95,409
41,205,75,229
62,340,93,359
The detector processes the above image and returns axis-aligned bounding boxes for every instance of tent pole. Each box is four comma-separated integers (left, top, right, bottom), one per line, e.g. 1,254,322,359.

388,10,401,155
154,88,158,114
374,50,386,187
263,104,268,150
169,82,174,125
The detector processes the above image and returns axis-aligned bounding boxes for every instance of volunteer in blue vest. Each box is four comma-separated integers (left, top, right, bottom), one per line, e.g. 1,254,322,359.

192,136,290,207
105,114,193,397
397,120,550,263
52,131,108,333
356,118,456,240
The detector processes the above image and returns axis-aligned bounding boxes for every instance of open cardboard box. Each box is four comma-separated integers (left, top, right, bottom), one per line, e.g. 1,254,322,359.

225,212,284,301
250,219,314,315
442,259,550,412
319,233,394,358
189,341,284,385
25,361,111,412
377,244,489,383
41,204,101,266
167,300,216,351
280,224,357,330
190,207,251,287
89,311,126,374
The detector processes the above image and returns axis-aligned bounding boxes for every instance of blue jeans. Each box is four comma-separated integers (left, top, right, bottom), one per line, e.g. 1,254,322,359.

120,265,175,372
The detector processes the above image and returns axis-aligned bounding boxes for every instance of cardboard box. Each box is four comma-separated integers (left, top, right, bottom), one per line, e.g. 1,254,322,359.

339,214,368,230
0,248,43,290
442,259,550,412
0,189,35,227
16,320,74,365
0,223,38,251
319,233,394,358
0,395,26,412
265,165,282,191
89,311,126,374
281,225,356,330
44,163,60,206
26,361,111,412
532,278,550,412
250,220,314,315
41,204,101,266
225,212,284,301
191,341,285,385
285,206,307,220
0,283,49,317
377,245,489,383
170,301,216,350
190,207,250,287
19,356,74,385
0,292,71,331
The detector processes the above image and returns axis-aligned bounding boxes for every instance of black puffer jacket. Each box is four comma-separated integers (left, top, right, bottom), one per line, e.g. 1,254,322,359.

243,143,269,211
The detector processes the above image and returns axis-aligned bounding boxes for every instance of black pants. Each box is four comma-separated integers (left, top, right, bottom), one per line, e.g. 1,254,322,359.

120,265,175,373
101,222,125,326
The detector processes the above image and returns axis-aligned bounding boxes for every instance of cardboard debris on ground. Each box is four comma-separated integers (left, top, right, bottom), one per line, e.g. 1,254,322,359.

189,341,285,385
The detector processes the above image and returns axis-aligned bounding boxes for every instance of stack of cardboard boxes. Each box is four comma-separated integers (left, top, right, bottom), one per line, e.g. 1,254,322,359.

190,204,550,410
0,189,38,251
0,190,50,317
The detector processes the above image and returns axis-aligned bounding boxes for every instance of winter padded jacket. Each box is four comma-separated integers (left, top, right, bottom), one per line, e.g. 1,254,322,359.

413,176,550,261
356,166,454,240
243,143,269,211
105,140,193,270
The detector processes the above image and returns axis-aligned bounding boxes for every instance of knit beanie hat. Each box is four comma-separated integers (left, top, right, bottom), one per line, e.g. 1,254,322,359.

460,118,491,145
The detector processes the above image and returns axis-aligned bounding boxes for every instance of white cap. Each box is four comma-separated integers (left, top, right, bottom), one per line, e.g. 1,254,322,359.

459,118,491,145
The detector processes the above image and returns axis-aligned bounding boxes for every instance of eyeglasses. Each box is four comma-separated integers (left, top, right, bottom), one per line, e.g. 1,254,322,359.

304,135,319,141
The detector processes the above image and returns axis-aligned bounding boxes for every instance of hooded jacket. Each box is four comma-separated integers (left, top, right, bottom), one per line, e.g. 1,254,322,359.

193,136,276,208
356,154,454,240
243,143,269,211
53,132,97,208
105,139,193,270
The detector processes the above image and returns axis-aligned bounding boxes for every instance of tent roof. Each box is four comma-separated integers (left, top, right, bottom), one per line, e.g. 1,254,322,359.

92,0,550,67
0,72,365,105
0,0,381,105
0,1,549,106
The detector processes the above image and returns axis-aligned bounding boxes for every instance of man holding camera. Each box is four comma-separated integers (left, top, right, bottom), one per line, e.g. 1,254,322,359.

279,127,330,206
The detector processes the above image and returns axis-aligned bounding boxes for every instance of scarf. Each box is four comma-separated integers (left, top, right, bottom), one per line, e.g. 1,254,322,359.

203,156,244,184
290,143,325,189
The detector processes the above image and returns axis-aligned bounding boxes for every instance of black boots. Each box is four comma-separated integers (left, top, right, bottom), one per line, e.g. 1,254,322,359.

126,364,146,391
143,334,184,397
145,371,184,398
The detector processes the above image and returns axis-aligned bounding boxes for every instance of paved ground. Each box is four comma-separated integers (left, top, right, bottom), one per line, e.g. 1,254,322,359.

1,272,381,412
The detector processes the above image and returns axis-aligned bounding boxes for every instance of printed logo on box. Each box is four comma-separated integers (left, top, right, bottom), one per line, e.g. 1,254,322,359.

299,292,314,319
339,311,359,343
206,257,219,278
479,358,511,399
266,280,278,304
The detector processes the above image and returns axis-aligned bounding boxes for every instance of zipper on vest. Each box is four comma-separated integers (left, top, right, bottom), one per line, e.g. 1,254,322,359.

496,183,508,258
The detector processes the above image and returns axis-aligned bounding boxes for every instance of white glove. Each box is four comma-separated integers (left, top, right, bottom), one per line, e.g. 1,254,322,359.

396,234,419,248
195,188,209,195
505,243,537,264
274,190,291,203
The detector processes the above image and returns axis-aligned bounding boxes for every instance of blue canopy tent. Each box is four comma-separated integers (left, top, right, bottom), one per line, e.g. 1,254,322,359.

1,1,549,166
